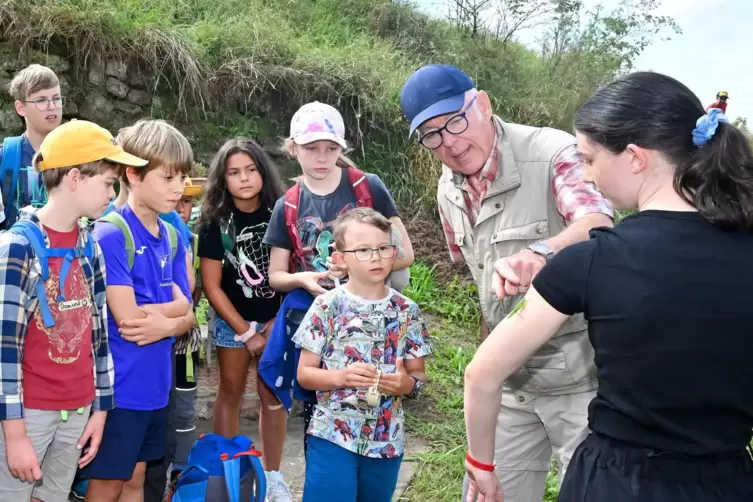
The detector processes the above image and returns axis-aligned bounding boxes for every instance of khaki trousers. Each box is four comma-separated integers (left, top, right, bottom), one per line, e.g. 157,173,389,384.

463,387,595,502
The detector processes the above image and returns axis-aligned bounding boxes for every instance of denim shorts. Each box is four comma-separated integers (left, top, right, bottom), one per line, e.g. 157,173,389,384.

212,317,265,349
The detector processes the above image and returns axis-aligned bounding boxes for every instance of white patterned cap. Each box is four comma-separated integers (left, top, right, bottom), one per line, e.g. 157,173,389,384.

289,101,347,148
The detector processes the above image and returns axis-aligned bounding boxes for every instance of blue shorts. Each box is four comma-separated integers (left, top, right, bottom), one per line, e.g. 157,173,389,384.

303,435,403,502
213,317,265,349
82,407,168,480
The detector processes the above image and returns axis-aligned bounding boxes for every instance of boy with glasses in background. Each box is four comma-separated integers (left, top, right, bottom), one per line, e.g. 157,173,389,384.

0,64,65,228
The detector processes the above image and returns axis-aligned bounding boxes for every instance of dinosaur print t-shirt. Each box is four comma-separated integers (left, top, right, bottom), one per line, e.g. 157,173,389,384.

263,169,399,289
292,287,433,459
198,206,280,323
22,225,95,410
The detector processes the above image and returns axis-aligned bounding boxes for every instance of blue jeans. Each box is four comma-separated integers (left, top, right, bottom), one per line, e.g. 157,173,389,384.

213,316,266,348
303,435,403,502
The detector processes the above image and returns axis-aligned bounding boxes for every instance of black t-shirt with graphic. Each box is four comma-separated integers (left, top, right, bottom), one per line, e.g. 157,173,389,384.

198,206,281,323
263,169,399,289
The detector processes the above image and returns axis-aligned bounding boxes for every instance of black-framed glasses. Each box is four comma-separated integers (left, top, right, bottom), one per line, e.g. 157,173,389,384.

23,96,66,111
418,95,478,150
341,245,397,262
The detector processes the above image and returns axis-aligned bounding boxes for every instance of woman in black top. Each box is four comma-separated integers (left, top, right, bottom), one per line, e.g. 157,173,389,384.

463,71,753,502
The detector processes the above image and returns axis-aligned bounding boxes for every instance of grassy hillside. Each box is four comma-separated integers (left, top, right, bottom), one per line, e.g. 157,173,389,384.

0,0,644,215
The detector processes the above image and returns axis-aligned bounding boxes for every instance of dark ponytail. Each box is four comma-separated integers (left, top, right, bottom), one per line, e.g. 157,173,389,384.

575,71,753,232
674,122,753,231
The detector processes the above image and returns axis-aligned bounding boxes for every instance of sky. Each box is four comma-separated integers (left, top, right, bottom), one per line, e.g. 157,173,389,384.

416,0,751,122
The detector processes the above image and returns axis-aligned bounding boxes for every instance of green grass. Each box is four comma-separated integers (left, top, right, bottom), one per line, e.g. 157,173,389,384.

400,263,561,501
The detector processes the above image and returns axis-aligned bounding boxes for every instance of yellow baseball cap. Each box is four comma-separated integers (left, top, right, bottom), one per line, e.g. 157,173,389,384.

183,177,201,197
36,120,148,171
718,90,729,98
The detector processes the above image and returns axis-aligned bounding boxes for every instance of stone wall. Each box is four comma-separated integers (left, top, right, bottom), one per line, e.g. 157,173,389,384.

0,44,298,173
0,46,159,137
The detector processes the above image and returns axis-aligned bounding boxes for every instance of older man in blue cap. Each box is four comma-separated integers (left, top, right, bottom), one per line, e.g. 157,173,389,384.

401,65,614,502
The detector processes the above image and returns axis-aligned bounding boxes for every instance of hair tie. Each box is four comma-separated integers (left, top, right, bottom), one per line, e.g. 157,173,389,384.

692,108,729,147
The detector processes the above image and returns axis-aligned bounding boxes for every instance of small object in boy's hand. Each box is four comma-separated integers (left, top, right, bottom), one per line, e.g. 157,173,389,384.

367,370,382,407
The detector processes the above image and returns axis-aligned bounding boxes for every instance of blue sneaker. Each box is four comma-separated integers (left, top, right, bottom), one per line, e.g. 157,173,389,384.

71,479,88,499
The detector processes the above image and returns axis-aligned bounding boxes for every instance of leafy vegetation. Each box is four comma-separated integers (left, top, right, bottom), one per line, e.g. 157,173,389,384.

0,0,677,214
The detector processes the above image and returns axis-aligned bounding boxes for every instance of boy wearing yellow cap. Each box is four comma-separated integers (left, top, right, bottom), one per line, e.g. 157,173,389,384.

0,120,146,500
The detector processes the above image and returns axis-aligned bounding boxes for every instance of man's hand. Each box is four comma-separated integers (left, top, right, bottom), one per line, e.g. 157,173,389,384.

378,358,415,396
297,271,331,296
119,305,177,345
78,411,107,468
325,257,348,280
6,435,41,483
337,363,378,389
492,249,546,299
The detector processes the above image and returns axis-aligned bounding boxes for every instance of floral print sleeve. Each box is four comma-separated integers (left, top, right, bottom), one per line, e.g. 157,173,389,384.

292,295,330,356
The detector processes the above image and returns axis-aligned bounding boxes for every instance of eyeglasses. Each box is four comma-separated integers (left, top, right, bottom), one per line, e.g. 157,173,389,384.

341,245,397,262
418,95,478,150
23,97,66,111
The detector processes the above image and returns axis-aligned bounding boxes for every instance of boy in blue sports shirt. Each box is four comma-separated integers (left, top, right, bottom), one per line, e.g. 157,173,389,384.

85,119,195,502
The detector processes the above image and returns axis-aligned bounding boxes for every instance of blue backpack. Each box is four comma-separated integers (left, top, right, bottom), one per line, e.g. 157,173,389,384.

0,136,24,226
9,220,95,328
169,433,266,502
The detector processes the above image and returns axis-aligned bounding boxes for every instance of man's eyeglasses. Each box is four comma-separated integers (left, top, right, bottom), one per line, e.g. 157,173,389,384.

341,245,397,262
23,97,66,111
418,95,478,150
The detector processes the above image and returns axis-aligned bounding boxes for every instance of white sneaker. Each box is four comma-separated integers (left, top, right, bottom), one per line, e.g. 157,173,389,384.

265,470,293,502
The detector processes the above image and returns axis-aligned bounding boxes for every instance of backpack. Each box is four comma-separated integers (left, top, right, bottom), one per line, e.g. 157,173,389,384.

168,433,266,502
283,166,410,291
0,136,24,227
9,220,96,328
99,211,179,269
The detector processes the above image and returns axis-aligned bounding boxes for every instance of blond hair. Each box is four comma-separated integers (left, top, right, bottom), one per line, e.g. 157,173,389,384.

332,207,392,251
8,64,59,101
32,157,123,191
117,119,193,187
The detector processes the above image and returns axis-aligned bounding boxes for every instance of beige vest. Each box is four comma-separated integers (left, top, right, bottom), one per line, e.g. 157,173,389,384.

437,117,596,395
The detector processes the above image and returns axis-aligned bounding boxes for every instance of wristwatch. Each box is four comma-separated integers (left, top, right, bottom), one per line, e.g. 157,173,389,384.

527,241,555,261
408,376,424,399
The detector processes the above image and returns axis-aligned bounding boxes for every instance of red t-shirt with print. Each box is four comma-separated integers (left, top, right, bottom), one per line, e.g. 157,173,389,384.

706,101,727,113
22,225,95,410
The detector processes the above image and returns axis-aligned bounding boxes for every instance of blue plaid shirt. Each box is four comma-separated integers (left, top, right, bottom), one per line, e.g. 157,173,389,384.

0,213,114,420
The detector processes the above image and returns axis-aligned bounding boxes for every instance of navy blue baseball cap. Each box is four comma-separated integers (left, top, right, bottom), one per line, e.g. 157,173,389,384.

400,64,475,137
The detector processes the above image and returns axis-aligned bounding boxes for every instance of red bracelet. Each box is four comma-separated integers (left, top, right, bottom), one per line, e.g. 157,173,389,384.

465,452,495,472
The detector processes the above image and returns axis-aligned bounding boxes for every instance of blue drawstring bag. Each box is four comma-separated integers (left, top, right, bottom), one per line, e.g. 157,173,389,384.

168,433,266,502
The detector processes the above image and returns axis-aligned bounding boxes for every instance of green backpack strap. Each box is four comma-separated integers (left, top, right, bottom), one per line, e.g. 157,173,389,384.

163,221,179,262
99,212,136,269
99,213,179,268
